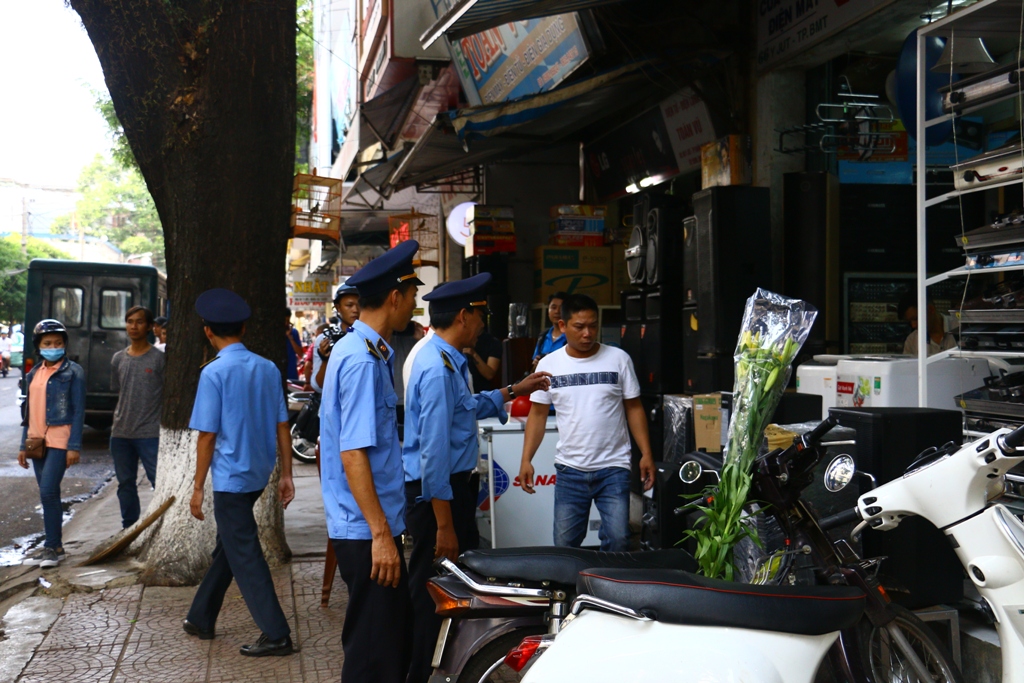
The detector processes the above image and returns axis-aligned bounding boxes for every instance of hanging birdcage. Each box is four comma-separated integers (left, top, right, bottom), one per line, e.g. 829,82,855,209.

389,211,440,267
291,173,344,241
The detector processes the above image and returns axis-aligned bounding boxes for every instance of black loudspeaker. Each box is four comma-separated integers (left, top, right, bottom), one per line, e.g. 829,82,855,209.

639,286,685,394
838,184,985,275
682,216,698,306
829,407,965,609
464,254,510,338
691,187,773,356
783,172,839,357
640,461,690,550
620,290,645,385
626,195,651,285
644,205,686,287
630,395,664,494
682,306,730,394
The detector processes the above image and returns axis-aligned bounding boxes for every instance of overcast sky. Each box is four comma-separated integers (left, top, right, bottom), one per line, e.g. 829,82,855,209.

0,0,110,188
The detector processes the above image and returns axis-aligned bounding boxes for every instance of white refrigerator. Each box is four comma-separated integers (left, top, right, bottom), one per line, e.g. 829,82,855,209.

476,416,603,548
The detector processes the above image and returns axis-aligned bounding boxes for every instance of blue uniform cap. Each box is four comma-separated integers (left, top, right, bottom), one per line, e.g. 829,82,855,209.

334,283,359,302
423,273,492,314
195,288,252,324
346,240,424,298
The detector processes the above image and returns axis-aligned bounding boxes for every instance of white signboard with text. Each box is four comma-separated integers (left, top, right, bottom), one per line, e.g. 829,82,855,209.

756,0,896,69
660,88,716,174
288,274,334,310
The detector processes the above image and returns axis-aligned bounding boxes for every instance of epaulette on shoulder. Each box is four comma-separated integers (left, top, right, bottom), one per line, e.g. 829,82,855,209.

365,338,382,360
440,350,455,372
199,356,220,370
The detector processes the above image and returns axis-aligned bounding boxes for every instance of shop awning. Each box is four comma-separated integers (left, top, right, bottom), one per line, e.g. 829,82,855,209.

421,0,626,49
360,75,421,150
369,63,649,195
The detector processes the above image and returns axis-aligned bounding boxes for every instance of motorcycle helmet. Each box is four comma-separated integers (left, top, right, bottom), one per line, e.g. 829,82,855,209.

32,319,69,349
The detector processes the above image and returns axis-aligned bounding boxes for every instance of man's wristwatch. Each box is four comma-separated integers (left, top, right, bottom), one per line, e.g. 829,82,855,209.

507,383,516,398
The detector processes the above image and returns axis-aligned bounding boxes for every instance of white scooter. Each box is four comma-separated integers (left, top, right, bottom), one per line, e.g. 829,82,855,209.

850,424,1024,683
512,420,873,683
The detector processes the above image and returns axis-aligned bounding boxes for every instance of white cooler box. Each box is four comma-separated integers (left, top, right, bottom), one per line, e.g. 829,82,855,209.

796,356,850,420
834,355,989,409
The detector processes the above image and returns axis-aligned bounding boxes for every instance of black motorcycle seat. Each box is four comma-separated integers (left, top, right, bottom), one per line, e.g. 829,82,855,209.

577,568,865,636
459,547,697,588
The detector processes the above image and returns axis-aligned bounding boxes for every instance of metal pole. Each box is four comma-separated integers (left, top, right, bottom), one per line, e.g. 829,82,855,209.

487,432,496,548
916,29,929,407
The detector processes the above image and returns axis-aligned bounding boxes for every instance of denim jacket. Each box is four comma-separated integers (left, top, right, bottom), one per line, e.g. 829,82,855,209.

20,357,87,452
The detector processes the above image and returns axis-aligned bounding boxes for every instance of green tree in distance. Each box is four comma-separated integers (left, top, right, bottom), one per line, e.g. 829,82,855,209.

296,0,313,173
52,155,165,269
0,235,71,324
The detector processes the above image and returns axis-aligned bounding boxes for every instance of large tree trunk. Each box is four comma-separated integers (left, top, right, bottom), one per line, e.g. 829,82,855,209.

70,0,297,585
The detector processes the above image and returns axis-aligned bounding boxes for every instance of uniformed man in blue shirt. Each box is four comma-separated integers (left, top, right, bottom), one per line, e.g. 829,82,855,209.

319,240,422,683
182,289,295,657
403,273,551,683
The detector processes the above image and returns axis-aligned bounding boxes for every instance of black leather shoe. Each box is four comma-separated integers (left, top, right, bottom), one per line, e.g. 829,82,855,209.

182,619,215,640
240,634,294,657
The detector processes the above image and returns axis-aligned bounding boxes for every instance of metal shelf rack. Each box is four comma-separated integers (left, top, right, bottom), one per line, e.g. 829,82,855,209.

916,0,1024,405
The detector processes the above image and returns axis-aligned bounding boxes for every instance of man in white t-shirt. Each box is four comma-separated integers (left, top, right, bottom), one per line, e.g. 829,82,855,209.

519,294,654,551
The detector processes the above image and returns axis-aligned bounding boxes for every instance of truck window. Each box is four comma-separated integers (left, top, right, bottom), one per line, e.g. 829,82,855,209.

100,289,133,329
51,287,84,327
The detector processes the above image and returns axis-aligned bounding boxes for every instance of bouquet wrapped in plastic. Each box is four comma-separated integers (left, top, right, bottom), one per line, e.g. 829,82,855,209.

683,289,817,580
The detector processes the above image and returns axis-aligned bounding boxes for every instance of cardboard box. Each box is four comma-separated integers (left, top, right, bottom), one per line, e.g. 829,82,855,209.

549,232,605,247
468,205,514,221
472,219,515,235
467,233,517,257
701,135,752,189
549,217,606,233
693,393,723,453
550,204,607,218
534,246,612,305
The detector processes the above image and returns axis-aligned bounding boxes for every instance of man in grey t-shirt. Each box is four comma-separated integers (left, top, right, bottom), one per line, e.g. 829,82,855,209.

110,306,165,528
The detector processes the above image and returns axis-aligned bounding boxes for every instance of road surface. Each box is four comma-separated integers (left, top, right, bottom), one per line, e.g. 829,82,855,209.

0,372,114,563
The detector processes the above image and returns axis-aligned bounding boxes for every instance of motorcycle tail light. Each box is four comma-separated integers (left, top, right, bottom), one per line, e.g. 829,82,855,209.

505,634,554,673
426,581,471,616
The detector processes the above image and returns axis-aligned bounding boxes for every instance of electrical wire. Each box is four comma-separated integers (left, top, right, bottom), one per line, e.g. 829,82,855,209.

947,26,974,415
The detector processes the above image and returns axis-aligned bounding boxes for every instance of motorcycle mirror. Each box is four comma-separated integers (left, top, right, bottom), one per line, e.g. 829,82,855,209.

824,454,856,493
679,461,703,484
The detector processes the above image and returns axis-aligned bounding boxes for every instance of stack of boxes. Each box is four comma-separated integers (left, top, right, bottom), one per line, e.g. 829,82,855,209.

466,205,517,257
548,204,608,247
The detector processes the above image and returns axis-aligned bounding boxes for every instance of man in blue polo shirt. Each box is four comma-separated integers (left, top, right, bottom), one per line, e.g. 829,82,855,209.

319,240,422,683
182,288,295,658
403,273,551,683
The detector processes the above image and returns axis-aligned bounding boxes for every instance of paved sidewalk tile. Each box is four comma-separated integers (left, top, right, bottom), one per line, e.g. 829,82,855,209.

15,559,350,682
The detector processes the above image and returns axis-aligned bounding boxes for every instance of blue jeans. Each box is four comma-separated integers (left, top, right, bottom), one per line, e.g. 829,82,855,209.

32,448,67,549
110,437,159,528
553,463,630,551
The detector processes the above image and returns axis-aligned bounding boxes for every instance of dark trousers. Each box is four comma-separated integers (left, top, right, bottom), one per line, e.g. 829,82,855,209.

406,472,481,683
109,436,159,528
32,448,67,549
332,537,412,683
187,489,290,641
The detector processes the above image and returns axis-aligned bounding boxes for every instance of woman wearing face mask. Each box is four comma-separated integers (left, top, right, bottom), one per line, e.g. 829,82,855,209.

17,319,86,568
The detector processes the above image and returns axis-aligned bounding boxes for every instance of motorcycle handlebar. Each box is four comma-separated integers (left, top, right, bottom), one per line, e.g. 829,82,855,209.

802,416,838,449
999,423,1024,453
818,507,862,531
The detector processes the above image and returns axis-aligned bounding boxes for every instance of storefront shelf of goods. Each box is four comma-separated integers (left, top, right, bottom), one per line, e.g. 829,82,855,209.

925,175,1024,208
926,261,1024,287
915,0,1024,407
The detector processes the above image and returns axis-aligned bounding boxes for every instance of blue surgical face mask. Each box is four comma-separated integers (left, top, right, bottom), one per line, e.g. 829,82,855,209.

40,348,65,362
